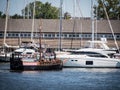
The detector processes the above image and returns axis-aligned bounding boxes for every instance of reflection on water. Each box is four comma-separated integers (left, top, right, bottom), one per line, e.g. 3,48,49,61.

0,63,120,90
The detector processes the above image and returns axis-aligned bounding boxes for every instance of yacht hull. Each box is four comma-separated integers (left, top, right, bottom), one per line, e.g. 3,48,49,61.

58,56,120,68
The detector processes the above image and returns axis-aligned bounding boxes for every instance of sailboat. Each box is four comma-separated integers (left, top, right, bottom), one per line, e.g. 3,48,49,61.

0,0,15,62
0,0,21,62
56,0,120,68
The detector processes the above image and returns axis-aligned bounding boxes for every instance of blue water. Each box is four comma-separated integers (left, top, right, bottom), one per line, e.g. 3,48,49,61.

0,63,120,90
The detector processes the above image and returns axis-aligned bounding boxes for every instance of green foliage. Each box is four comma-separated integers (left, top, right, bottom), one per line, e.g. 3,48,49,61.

22,1,59,19
0,1,71,19
94,0,120,20
64,12,71,19
0,11,2,17
11,14,23,19
0,11,6,18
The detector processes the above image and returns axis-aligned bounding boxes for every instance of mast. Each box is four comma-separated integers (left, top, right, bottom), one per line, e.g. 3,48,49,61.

76,0,83,48
58,0,63,51
3,0,9,46
95,6,98,41
39,19,42,60
27,0,30,19
70,0,76,49
91,0,94,48
31,0,36,42
23,0,26,19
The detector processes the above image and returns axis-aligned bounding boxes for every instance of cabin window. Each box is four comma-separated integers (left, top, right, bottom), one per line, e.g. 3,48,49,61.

26,52,32,54
71,60,78,61
86,61,93,65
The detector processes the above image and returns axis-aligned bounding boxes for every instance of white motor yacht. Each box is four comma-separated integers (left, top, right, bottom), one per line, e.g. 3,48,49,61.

14,48,38,61
56,49,120,68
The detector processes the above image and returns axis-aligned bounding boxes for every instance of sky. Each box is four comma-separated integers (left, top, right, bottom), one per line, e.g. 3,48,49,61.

0,0,96,17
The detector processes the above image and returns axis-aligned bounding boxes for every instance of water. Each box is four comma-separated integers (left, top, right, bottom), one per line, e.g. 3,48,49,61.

0,63,120,90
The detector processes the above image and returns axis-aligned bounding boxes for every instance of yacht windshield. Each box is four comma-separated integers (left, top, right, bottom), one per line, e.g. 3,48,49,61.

71,51,108,58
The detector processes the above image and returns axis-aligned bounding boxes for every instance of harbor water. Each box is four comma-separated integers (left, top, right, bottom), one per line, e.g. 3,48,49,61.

0,63,120,90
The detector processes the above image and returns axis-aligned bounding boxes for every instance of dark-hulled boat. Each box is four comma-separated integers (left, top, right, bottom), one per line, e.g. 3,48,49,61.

10,53,63,70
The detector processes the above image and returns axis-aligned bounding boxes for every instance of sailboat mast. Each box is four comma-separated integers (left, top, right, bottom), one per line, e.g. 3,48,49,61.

70,0,76,49
95,7,98,41
39,19,42,60
3,0,9,46
91,0,95,48
31,0,36,42
58,0,63,51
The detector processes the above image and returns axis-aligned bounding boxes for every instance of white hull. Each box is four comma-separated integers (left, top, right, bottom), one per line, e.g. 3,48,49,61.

57,55,120,68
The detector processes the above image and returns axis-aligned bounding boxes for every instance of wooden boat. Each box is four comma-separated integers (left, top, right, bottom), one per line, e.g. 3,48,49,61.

10,53,63,70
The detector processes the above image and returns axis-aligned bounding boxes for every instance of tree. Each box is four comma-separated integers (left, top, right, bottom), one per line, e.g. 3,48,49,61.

22,1,59,19
0,11,6,18
94,0,120,20
0,11,2,18
11,14,23,19
40,2,59,19
64,12,71,19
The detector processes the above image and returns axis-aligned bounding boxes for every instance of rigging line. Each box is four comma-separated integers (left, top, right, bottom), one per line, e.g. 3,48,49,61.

76,0,83,17
101,0,120,53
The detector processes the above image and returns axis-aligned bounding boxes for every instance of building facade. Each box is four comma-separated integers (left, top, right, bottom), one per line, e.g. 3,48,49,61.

0,19,120,49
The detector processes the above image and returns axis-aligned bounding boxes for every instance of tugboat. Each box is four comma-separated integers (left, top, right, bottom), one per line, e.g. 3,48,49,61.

10,20,63,70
